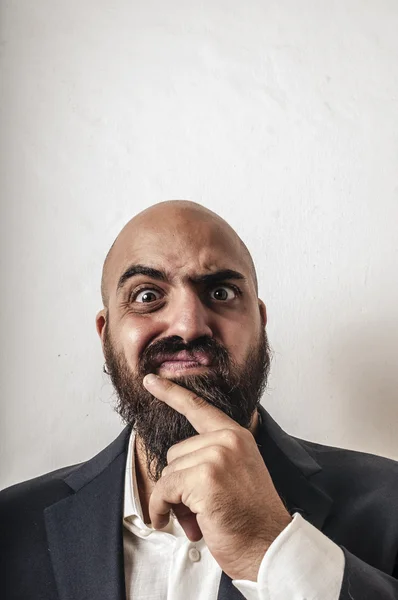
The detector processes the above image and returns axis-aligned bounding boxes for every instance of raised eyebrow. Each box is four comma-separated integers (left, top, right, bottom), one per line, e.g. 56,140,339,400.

116,265,247,295
116,264,167,294
190,269,247,286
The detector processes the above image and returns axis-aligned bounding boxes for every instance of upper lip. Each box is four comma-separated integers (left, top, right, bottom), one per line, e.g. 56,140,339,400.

153,350,212,368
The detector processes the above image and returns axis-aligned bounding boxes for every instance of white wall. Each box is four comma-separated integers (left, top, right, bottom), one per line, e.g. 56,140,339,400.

1,0,398,490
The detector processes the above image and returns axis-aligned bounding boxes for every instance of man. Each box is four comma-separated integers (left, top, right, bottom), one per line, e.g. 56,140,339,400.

1,200,398,600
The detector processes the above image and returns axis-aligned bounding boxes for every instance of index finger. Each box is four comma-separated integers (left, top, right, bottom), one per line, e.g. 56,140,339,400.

143,374,239,434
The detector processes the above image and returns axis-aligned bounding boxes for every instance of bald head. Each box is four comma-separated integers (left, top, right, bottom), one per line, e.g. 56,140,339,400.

100,200,258,308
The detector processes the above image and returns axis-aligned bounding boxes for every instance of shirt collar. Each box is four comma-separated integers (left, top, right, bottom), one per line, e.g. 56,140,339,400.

123,429,185,537
123,428,145,524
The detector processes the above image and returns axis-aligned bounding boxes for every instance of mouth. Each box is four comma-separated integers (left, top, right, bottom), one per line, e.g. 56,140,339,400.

157,360,210,374
152,350,212,375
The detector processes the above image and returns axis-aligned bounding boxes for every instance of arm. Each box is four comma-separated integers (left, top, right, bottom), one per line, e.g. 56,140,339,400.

233,513,398,600
340,547,398,600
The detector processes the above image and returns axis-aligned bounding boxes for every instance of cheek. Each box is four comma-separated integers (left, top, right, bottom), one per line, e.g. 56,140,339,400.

221,314,260,365
119,319,153,366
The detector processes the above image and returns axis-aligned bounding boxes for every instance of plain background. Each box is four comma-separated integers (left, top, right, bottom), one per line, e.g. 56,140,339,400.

1,0,398,490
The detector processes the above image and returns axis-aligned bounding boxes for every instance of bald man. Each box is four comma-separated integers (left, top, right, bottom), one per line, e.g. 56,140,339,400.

1,200,398,600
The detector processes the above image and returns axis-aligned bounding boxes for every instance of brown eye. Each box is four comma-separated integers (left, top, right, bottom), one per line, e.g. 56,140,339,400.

209,286,237,301
134,289,162,303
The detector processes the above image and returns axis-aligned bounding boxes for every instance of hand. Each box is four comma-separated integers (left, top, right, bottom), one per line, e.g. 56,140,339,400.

143,373,292,582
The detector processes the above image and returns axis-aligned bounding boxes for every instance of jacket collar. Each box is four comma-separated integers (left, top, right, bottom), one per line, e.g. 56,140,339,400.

44,408,332,600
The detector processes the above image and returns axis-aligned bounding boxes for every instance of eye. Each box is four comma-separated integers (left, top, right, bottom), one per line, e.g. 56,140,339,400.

133,288,163,303
209,285,238,301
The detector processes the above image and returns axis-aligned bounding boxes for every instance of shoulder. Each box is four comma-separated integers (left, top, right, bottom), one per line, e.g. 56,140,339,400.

296,436,398,499
298,436,398,473
0,463,80,516
0,465,82,593
0,425,131,516
0,464,81,574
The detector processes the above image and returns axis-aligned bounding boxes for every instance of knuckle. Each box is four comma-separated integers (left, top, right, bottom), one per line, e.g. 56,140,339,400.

222,428,242,449
200,462,218,483
187,393,206,409
241,425,253,439
210,445,228,464
162,378,175,391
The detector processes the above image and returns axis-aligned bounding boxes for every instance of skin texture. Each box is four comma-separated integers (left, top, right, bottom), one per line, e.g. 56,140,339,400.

96,200,292,581
98,201,264,385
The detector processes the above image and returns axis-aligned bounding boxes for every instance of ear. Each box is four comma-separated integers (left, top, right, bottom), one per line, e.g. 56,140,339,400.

258,299,267,327
95,309,107,353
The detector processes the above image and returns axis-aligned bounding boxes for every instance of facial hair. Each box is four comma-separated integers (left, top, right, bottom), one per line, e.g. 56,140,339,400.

103,326,271,482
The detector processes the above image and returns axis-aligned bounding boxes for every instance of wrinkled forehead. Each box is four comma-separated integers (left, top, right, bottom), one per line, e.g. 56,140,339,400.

107,219,252,296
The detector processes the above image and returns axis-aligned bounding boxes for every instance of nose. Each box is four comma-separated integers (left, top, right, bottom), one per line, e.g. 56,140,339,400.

162,288,213,343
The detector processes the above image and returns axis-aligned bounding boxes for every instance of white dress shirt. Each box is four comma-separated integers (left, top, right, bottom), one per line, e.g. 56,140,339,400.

123,428,345,599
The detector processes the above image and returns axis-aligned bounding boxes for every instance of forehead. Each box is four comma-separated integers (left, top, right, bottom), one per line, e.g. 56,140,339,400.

107,218,251,292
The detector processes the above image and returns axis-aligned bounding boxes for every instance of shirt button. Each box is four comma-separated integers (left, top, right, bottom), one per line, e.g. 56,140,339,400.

188,547,201,562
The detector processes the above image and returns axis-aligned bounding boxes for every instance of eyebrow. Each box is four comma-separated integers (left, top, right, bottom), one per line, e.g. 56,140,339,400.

116,264,247,293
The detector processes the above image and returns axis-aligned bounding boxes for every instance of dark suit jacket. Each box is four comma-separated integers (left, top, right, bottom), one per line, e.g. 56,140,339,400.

1,404,398,599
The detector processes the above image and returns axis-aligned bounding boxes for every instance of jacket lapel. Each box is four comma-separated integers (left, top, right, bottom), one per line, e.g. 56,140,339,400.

255,406,333,530
44,427,131,600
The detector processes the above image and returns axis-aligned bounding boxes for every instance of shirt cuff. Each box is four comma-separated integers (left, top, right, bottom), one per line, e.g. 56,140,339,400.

232,512,345,600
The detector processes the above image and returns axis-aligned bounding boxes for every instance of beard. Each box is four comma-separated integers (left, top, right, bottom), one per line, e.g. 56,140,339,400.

103,325,271,482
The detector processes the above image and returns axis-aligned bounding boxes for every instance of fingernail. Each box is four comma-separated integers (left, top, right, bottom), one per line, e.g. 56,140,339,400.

144,373,158,385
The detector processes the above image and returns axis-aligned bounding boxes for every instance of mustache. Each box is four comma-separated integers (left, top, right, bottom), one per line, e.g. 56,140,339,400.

139,335,231,375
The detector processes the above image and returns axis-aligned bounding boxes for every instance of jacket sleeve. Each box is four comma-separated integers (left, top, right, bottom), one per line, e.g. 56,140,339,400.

233,513,398,600
340,548,398,599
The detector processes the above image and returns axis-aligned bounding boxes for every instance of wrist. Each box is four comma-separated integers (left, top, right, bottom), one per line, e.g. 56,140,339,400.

230,513,293,582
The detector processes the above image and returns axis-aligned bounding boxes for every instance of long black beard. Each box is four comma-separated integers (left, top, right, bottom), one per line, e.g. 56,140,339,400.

104,327,270,482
